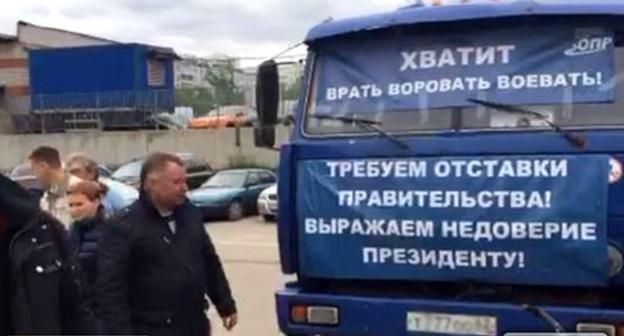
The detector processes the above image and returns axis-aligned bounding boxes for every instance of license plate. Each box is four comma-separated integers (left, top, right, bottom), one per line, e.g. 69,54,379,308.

407,312,497,336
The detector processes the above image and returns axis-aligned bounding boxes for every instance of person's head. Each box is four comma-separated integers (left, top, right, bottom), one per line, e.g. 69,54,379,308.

140,152,188,210
66,154,99,181
66,180,107,221
28,146,62,183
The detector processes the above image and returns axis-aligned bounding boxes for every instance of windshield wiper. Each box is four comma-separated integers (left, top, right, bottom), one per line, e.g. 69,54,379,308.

467,98,587,149
311,114,410,150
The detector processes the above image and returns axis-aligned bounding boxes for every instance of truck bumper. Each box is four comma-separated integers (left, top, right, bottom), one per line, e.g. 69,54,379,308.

276,287,624,336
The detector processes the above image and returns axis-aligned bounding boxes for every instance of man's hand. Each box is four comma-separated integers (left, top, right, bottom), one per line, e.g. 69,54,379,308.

222,313,238,331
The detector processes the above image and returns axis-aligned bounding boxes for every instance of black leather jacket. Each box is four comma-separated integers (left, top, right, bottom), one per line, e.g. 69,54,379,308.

0,174,95,335
97,193,236,336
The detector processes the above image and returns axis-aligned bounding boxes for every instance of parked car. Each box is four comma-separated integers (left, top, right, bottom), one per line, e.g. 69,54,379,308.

112,153,215,190
149,112,187,130
188,106,254,129
8,163,46,199
257,183,277,222
188,168,277,221
98,164,114,179
110,160,143,189
100,176,139,209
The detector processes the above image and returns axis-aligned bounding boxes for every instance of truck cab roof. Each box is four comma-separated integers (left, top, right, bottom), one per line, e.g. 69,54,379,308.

305,0,624,43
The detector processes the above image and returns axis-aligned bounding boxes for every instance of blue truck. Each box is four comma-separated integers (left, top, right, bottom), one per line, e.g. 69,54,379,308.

19,43,178,132
253,0,624,335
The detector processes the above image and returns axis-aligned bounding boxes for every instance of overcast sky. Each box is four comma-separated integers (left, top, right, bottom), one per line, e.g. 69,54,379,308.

0,0,413,65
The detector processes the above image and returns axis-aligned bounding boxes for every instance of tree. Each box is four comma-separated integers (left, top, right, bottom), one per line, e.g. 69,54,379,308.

174,57,246,116
175,87,215,116
205,60,245,106
283,75,303,101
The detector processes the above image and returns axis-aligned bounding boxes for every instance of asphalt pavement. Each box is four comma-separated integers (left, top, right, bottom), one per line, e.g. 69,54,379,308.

205,216,292,336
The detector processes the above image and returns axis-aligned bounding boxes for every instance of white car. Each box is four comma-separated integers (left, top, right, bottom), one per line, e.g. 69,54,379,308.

257,184,277,222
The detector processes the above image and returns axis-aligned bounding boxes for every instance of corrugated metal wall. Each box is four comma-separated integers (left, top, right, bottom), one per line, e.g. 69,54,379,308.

29,44,142,94
29,44,175,94
13,44,176,132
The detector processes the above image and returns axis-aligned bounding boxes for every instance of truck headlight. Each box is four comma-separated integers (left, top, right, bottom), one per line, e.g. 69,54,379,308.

290,304,339,326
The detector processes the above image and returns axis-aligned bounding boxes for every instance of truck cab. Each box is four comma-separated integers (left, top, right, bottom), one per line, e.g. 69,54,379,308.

255,1,624,335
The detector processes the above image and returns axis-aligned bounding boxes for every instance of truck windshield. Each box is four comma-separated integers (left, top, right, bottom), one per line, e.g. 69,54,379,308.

304,25,624,136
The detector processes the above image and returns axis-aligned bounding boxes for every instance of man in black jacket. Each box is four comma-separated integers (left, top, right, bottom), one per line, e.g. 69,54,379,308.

0,173,94,335
97,152,237,336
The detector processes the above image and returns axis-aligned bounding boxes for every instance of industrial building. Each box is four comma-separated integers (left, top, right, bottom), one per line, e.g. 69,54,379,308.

0,21,179,133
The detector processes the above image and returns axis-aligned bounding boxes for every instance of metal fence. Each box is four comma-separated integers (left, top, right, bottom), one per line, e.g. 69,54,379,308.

4,89,175,133
174,61,304,129
1,61,306,134
2,95,30,115
32,90,174,112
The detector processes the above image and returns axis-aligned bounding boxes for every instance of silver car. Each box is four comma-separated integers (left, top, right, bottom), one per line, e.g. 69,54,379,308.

257,184,277,222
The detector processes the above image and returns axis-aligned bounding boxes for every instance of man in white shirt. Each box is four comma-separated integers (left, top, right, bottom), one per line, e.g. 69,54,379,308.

28,146,80,227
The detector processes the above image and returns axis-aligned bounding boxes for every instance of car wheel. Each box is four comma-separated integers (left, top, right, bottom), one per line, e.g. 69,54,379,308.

262,215,275,222
227,200,244,221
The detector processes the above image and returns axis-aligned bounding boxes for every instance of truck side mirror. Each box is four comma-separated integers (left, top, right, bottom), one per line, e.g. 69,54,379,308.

256,60,279,126
253,124,276,149
254,60,279,148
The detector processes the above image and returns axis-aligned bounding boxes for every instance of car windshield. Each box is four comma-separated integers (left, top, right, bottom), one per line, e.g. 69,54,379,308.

304,23,624,136
112,160,143,179
203,172,247,188
10,163,32,177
